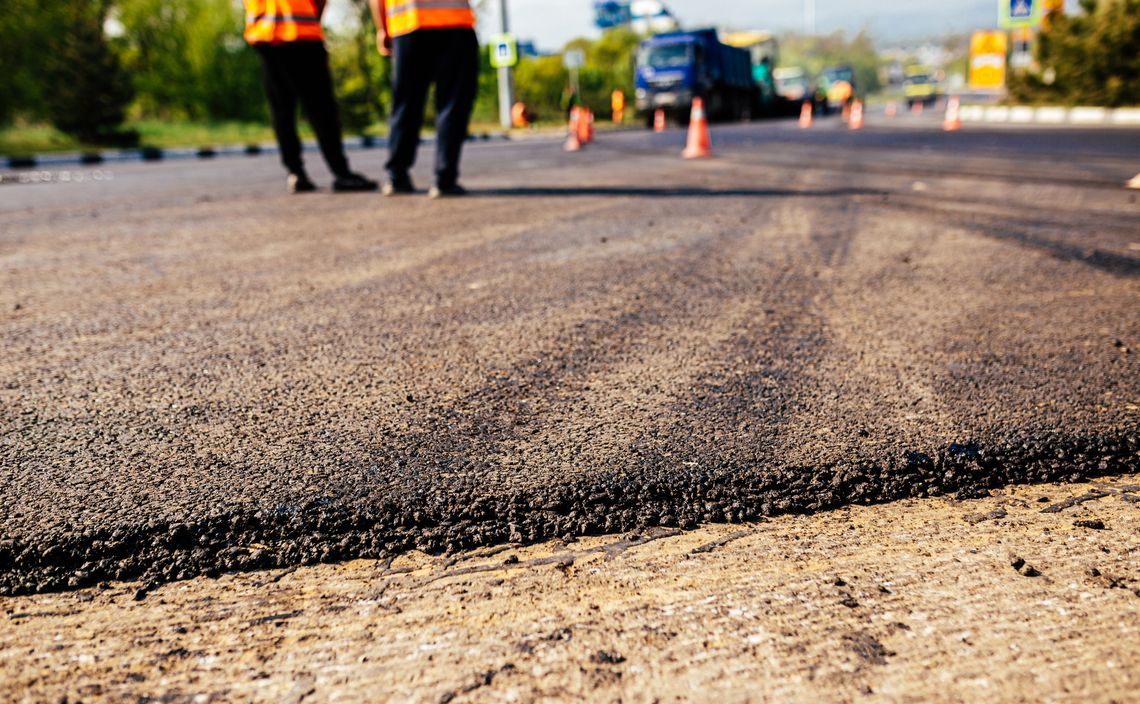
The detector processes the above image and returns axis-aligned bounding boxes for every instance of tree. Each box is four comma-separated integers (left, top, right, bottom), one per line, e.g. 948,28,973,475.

510,29,643,123
0,0,63,125
43,0,135,142
115,0,264,121
327,0,389,135
1010,0,1140,106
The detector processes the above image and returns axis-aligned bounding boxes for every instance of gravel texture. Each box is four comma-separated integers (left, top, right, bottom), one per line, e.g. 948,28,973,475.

1,475,1137,702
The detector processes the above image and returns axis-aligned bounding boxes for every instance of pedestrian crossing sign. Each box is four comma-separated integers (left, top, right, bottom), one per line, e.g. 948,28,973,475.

999,0,1042,28
490,34,518,69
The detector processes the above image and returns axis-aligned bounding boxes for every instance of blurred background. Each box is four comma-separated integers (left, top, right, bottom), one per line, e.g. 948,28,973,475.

0,0,1136,154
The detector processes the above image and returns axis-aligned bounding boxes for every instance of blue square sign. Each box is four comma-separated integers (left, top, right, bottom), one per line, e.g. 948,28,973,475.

1000,0,1040,28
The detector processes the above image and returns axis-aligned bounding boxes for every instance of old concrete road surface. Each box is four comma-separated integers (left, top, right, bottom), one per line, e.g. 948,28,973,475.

1,121,1138,595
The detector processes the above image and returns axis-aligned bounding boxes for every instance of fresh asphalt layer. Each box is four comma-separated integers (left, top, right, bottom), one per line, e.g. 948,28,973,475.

2,117,1138,595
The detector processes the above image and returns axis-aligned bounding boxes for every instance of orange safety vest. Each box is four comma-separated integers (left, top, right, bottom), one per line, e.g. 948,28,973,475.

244,0,324,45
384,0,476,38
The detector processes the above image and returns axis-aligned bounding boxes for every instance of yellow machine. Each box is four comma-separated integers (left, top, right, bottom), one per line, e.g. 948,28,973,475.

903,65,942,107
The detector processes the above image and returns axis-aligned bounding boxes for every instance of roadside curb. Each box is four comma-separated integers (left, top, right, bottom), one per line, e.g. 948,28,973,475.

958,105,1140,127
2,132,509,173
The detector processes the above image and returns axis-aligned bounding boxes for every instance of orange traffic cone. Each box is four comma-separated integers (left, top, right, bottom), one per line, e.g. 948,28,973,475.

911,100,924,116
943,96,961,131
885,102,897,118
799,101,813,128
577,107,592,145
681,97,711,159
654,108,666,133
841,101,851,124
564,107,582,152
849,100,864,130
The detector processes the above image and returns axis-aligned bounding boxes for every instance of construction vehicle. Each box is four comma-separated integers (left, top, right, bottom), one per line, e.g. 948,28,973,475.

773,67,810,102
903,65,942,108
635,29,755,126
820,64,857,109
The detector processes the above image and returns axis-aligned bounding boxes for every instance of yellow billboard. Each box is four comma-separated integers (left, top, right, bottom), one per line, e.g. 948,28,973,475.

969,30,1008,90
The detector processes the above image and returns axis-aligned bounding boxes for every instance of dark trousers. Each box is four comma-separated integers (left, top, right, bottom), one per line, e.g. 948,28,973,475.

255,41,350,178
387,28,478,188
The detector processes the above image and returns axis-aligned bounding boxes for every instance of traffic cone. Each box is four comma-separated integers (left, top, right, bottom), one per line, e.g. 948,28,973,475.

1127,173,1140,189
841,101,851,124
799,101,813,128
912,100,924,116
654,108,666,133
885,102,897,118
849,100,864,130
943,96,961,131
564,107,582,152
681,97,712,159
578,107,592,145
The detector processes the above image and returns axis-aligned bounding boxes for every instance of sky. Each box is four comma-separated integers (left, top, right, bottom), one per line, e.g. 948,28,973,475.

503,0,1002,50
329,1,1076,51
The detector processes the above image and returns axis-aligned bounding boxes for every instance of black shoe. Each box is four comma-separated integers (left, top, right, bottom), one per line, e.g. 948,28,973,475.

287,172,317,193
382,174,416,196
428,183,468,199
333,172,379,192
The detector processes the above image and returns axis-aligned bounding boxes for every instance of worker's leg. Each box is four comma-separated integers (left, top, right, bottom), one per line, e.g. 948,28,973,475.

288,41,352,178
385,31,433,183
256,44,304,176
432,28,479,189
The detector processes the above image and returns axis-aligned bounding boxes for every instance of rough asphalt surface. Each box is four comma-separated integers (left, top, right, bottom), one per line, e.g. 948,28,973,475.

2,119,1138,595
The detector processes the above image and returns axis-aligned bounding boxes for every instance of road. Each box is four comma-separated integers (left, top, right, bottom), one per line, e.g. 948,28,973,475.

1,117,1138,595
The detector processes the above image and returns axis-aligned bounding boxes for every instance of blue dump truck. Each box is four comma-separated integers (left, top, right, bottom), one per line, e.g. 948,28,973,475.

635,29,755,126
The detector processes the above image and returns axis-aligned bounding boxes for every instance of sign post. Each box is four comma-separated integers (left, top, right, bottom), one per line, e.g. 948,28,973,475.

495,0,515,130
563,49,585,99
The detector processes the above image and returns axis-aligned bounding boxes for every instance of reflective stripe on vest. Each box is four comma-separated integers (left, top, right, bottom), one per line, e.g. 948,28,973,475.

384,0,475,37
244,0,323,44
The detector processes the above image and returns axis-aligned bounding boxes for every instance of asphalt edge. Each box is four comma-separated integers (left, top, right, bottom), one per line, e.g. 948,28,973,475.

1,430,1135,596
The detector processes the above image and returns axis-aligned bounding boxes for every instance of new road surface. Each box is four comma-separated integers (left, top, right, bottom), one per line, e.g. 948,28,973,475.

1,117,1137,595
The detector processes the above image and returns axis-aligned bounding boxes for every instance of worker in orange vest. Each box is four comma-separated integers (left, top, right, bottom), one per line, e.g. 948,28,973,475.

369,0,478,198
244,0,377,193
611,89,625,125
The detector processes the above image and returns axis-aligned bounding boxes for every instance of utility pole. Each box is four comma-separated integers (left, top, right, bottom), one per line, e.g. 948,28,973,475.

497,0,514,130
803,0,816,35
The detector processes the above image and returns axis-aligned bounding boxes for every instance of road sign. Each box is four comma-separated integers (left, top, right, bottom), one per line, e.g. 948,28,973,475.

563,49,585,71
489,33,518,69
999,0,1042,29
969,30,1008,90
594,1,632,29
